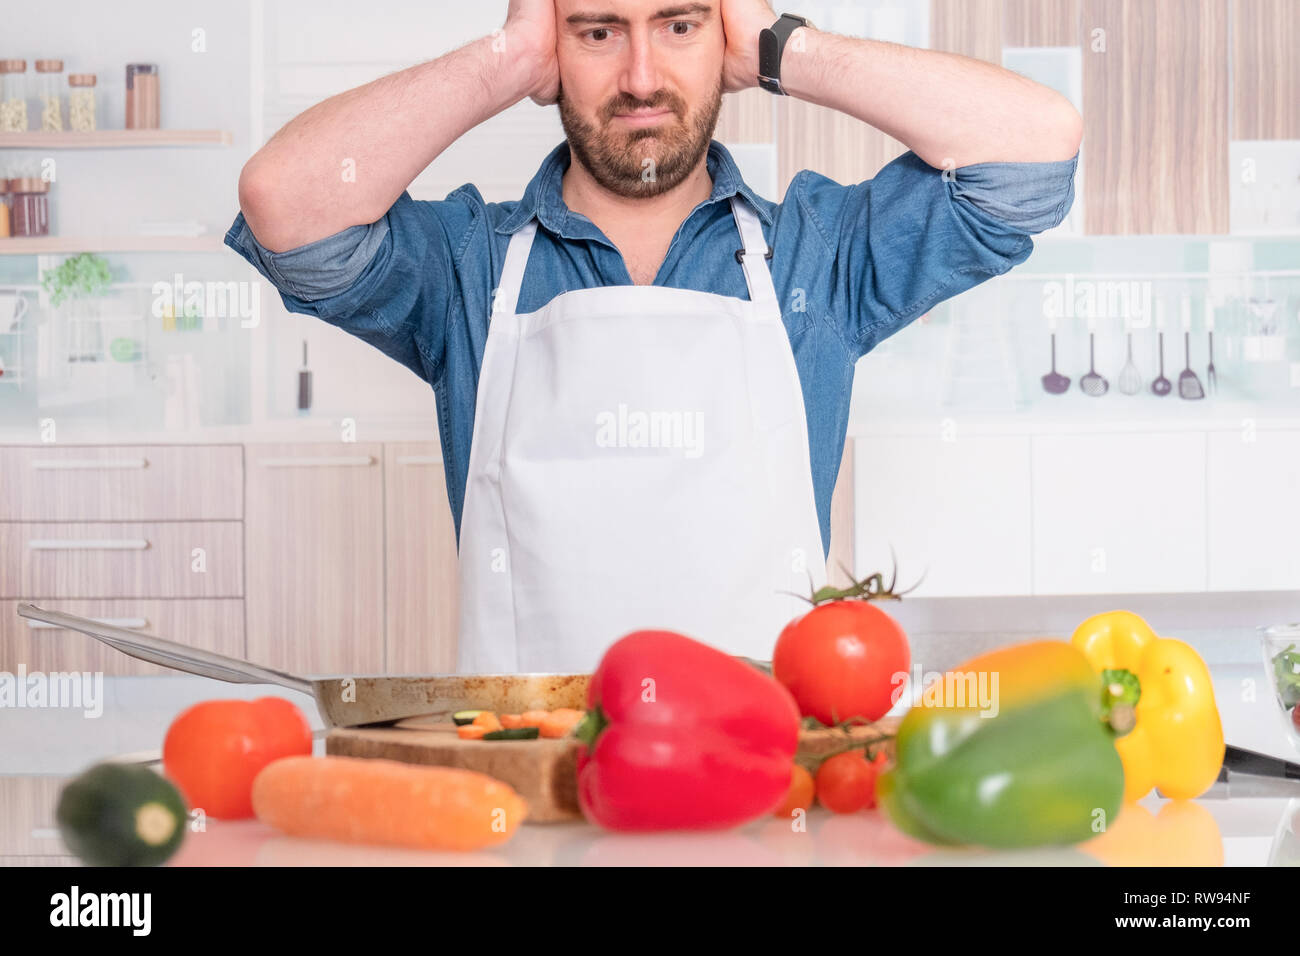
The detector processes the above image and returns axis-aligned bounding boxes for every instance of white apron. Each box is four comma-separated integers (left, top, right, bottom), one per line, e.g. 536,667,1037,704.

456,196,826,674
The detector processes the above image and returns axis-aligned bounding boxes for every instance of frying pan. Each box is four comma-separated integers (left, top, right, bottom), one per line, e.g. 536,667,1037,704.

16,603,588,727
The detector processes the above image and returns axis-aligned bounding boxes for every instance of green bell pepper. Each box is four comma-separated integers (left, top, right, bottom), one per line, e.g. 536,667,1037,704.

877,639,1124,848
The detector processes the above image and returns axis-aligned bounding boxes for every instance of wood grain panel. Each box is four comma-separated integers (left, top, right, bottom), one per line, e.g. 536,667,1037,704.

0,522,242,598
1003,0,1081,47
0,776,71,858
0,445,243,521
244,443,384,676
1,599,245,675
930,0,1004,62
383,443,460,675
716,87,774,143
1232,0,1300,140
775,97,907,199
1081,0,1228,234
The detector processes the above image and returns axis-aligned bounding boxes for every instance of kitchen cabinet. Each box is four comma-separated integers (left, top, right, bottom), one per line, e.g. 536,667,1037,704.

383,443,460,674
1031,432,1207,594
1080,0,1229,234
244,443,385,675
853,434,1033,597
1231,0,1300,140
1002,0,1080,47
1207,429,1300,592
930,0,1003,63
0,599,245,676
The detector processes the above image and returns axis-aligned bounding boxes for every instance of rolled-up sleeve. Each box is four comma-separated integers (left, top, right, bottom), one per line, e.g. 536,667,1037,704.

223,188,477,384
798,149,1078,358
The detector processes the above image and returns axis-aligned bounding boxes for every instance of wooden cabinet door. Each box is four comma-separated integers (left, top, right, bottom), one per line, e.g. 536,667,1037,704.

854,433,1033,597
1232,0,1300,140
1032,431,1207,594
244,443,384,675
1081,0,1229,234
383,443,460,674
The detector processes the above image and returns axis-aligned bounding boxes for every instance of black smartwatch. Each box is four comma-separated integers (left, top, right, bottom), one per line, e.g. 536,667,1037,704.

758,13,811,95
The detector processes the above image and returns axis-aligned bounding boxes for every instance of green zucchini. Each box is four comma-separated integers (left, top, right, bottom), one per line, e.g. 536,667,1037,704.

56,763,188,867
482,727,540,741
452,710,484,726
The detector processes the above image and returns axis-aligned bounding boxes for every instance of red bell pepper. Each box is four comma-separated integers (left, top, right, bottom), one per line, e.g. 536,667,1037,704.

575,630,801,831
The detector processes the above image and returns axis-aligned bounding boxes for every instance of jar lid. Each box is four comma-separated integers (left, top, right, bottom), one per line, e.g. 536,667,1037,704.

0,59,28,73
68,73,97,87
7,178,50,194
126,63,158,74
35,59,65,72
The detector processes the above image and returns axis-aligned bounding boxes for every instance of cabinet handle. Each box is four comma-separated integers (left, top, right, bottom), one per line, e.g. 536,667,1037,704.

28,616,149,631
31,457,149,470
395,455,440,466
27,538,151,551
259,455,375,468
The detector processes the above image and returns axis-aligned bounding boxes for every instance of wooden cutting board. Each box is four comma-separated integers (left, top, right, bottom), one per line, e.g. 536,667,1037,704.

326,715,900,824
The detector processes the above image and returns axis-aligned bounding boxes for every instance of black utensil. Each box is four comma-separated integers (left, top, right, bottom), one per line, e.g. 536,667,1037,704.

1151,331,1172,396
1041,332,1070,394
1178,331,1205,400
1079,333,1108,396
1207,330,1217,395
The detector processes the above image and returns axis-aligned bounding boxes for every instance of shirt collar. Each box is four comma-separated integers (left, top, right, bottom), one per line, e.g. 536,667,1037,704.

494,138,774,239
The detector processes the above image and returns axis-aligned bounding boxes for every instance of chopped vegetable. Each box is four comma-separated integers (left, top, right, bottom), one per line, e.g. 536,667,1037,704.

539,708,584,738
1272,644,1300,709
251,756,527,851
483,727,540,741
519,710,550,728
457,724,489,740
452,710,484,726
499,714,525,729
57,763,188,867
471,712,503,732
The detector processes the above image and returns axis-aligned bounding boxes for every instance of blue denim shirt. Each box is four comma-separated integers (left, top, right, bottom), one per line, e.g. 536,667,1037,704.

225,140,1077,554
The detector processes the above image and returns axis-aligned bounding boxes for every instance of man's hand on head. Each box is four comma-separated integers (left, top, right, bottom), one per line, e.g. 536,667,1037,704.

720,0,779,94
505,0,560,106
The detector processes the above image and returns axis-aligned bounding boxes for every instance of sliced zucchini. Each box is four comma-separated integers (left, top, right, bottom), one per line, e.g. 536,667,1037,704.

452,710,484,726
482,727,540,741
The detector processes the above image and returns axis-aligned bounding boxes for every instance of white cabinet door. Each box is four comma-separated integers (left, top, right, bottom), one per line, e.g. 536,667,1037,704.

853,434,1032,597
1032,432,1207,595
1208,428,1300,591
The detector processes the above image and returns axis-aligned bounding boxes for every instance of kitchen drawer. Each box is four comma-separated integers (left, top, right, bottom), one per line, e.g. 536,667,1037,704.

1,599,245,676
0,444,243,521
0,522,243,598
0,776,71,858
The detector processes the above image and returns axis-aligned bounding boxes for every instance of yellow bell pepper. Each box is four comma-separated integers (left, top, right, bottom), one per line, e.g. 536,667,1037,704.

1071,610,1224,802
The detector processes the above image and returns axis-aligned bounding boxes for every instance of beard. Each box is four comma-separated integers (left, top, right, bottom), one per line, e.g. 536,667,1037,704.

557,75,723,199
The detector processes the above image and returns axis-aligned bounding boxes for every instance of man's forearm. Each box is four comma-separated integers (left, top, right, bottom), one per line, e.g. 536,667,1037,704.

239,33,536,252
779,27,1082,168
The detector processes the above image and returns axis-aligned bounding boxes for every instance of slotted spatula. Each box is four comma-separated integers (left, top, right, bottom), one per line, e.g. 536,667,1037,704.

1080,332,1108,397
1179,331,1205,400
1118,332,1142,395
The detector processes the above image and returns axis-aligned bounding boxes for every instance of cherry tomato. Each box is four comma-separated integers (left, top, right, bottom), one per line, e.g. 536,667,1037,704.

163,697,312,819
815,749,888,814
773,601,910,726
772,763,816,817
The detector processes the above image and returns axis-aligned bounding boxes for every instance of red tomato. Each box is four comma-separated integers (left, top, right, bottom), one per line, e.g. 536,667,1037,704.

163,697,312,819
772,601,910,726
772,763,816,818
815,749,888,813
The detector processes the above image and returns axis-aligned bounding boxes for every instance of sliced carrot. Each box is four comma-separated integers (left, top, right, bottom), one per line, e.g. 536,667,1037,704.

251,756,527,851
457,724,489,740
499,714,524,729
472,711,502,732
519,710,550,728
540,708,585,738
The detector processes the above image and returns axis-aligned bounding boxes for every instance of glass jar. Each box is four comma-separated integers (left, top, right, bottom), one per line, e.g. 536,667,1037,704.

8,178,50,237
35,59,64,131
125,63,159,129
67,73,97,131
0,179,10,238
0,60,28,132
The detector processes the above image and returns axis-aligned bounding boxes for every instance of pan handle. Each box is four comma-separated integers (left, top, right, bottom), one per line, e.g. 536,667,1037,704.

16,603,314,695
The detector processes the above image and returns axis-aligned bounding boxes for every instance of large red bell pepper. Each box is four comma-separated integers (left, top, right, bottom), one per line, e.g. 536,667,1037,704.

575,630,801,831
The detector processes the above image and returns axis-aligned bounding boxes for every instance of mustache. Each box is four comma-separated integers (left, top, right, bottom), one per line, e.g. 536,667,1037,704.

602,93,684,121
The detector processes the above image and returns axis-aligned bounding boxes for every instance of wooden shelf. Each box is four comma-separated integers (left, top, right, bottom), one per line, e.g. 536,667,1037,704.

0,129,232,148
0,236,224,255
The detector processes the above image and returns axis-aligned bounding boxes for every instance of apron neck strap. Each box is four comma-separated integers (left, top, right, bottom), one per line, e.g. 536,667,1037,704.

493,196,777,317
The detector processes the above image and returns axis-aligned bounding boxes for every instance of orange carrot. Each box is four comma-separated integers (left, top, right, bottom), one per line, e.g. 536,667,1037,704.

472,711,503,732
540,708,584,738
519,710,550,728
457,724,489,740
499,714,524,729
251,756,528,851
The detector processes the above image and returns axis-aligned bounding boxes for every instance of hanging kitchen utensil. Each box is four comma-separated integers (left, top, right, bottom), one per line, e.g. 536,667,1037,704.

1118,332,1142,395
1152,331,1172,396
1079,331,1108,397
1179,331,1205,400
1041,331,1070,394
1207,330,1218,395
16,603,588,727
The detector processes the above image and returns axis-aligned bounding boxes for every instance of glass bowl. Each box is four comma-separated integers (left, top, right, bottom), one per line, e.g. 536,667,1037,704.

1260,624,1300,754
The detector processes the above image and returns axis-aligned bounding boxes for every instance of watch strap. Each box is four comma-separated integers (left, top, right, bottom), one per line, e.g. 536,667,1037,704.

758,13,809,95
